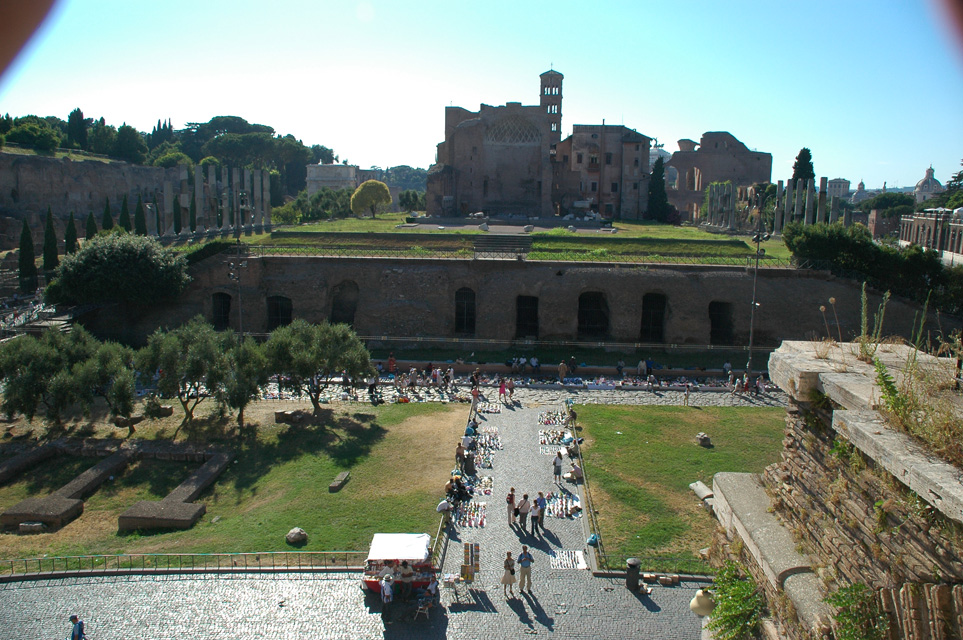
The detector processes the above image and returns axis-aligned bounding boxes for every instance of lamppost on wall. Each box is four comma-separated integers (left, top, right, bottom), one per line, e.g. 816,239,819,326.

228,242,247,337
746,191,770,383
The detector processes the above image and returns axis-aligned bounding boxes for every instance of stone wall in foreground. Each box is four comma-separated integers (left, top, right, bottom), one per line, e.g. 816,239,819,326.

751,342,963,639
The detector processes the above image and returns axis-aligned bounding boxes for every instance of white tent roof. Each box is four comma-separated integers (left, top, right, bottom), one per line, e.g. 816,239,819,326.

366,533,431,562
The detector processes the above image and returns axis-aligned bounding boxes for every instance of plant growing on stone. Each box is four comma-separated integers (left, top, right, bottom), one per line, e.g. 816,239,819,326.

856,282,889,363
824,582,888,640
706,560,764,640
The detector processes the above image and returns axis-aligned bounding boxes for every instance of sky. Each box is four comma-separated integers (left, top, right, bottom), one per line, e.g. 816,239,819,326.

1,0,962,190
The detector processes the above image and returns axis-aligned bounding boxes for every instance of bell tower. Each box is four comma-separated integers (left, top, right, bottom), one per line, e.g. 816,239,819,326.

539,70,563,144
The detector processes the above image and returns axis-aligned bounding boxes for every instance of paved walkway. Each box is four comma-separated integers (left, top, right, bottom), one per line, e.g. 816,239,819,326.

0,390,783,638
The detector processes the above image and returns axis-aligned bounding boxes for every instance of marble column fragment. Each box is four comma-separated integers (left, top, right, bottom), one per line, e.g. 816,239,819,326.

843,206,852,227
232,168,241,228
774,180,784,233
263,170,272,230
794,179,804,222
163,181,173,235
830,196,840,224
727,184,737,230
804,179,815,225
193,165,204,230
783,179,794,225
817,177,827,224
207,163,218,229
253,169,263,228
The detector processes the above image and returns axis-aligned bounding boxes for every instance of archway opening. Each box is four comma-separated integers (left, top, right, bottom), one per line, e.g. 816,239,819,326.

708,301,734,345
330,280,360,326
640,293,667,343
515,295,539,339
212,292,231,331
455,287,476,335
267,295,293,331
578,291,609,338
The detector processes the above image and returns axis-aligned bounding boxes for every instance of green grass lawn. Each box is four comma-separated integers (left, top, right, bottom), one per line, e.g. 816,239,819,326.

0,402,463,562
578,404,785,572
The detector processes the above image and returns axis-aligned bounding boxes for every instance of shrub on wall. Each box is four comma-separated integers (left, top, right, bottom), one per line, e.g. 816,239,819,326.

824,583,888,640
707,560,764,640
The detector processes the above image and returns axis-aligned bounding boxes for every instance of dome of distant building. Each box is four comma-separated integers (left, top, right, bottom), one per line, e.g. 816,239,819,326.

914,166,944,203
851,180,874,205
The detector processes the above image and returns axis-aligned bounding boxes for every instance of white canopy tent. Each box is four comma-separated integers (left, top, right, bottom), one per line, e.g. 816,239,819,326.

366,533,431,563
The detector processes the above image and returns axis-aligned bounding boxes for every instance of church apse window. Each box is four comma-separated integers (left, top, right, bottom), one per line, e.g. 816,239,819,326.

640,293,667,343
708,301,734,345
455,287,476,335
212,292,231,331
578,292,609,338
267,295,293,331
515,296,539,339
330,280,360,326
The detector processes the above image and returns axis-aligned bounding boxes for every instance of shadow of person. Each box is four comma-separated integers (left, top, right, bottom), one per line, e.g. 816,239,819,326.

506,596,533,627
523,591,555,630
538,528,562,547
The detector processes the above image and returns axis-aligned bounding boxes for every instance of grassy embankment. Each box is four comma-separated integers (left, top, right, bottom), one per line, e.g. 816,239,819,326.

578,404,785,573
0,401,464,562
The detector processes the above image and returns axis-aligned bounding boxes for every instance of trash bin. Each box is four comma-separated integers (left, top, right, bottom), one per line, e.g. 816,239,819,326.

625,557,641,591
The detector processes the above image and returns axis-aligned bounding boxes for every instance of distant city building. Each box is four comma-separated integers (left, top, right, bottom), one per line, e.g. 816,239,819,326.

914,166,945,203
850,180,875,205
305,164,380,195
827,178,851,200
900,207,963,266
664,132,772,221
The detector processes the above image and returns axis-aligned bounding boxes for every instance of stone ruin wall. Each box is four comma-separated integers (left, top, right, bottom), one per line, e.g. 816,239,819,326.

764,402,963,639
710,342,963,640
0,152,271,252
76,255,959,348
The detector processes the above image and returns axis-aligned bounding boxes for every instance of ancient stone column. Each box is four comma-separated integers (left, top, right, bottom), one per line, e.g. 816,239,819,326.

804,179,815,225
817,177,827,224
262,170,272,230
793,180,804,222
193,165,204,231
162,181,174,236
253,169,263,229
783,179,794,225
774,180,784,233
232,167,241,228
843,206,852,227
207,163,218,230
829,196,840,224
727,184,737,230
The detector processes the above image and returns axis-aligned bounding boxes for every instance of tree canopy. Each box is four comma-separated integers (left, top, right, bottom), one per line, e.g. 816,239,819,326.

43,207,59,272
265,319,373,417
18,219,37,293
46,232,190,307
63,212,78,255
646,157,673,222
791,148,815,185
350,180,392,218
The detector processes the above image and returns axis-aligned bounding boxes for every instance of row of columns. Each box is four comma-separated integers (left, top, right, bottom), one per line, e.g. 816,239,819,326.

770,176,851,234
156,165,272,237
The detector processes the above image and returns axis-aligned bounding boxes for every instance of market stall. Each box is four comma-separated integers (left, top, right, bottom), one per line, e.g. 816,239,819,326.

362,533,436,593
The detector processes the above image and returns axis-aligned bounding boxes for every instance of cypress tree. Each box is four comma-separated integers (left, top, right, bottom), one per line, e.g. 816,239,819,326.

85,211,98,239
119,194,131,232
134,195,147,235
791,148,816,185
189,191,197,232
42,207,59,272
646,157,672,223
101,197,114,230
173,196,182,234
64,212,78,254
18,219,37,293
153,194,161,235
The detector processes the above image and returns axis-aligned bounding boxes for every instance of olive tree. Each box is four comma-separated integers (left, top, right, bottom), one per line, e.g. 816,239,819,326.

350,180,392,218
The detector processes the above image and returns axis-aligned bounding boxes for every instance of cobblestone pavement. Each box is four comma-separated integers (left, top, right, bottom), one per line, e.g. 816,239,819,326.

0,389,781,639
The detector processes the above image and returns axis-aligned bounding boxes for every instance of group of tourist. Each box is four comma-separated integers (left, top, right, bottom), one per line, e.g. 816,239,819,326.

500,545,535,597
379,562,439,625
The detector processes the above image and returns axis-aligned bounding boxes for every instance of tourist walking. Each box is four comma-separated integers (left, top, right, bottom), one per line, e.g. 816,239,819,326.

507,378,515,402
557,361,568,382
455,442,466,471
517,493,531,529
507,487,516,526
517,545,534,593
68,614,87,640
530,498,542,534
498,378,507,404
380,575,395,625
535,492,547,531
684,383,690,406
553,451,564,483
502,551,517,597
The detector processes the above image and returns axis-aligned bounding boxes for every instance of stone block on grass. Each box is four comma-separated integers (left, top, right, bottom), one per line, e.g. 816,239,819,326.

118,500,206,531
1,495,84,529
329,471,350,492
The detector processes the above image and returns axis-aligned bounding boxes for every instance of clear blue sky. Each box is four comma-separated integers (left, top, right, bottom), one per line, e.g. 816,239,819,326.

2,0,961,189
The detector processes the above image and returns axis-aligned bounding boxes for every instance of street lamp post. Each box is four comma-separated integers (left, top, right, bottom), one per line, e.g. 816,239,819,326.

228,242,247,338
746,192,770,383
